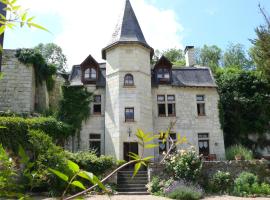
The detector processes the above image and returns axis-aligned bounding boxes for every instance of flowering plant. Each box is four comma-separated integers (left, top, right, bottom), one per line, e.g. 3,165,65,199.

165,147,202,182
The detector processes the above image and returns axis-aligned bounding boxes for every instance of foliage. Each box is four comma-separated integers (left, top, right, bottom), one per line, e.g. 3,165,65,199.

233,172,270,196
27,129,70,195
209,171,233,194
0,116,73,152
196,45,222,73
166,183,203,200
146,176,173,196
223,43,253,69
0,0,48,48
65,151,116,176
15,48,57,91
49,159,106,199
162,48,186,66
216,68,270,147
57,85,92,131
0,144,18,198
233,172,259,196
34,43,67,72
165,147,202,182
250,5,270,80
226,145,253,160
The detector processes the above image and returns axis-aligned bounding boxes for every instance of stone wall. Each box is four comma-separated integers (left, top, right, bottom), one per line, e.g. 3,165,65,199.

0,49,35,113
152,86,225,160
48,74,66,111
148,161,270,182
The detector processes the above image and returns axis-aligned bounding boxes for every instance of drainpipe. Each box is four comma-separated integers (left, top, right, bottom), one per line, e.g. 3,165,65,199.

0,2,6,72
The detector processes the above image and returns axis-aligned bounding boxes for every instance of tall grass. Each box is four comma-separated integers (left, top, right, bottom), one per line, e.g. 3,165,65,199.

226,145,253,160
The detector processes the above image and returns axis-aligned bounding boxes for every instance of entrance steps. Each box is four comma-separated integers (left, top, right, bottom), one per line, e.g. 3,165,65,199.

117,170,148,194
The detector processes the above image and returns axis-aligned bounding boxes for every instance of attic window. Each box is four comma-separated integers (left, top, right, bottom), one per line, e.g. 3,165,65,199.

157,68,170,83
84,67,97,80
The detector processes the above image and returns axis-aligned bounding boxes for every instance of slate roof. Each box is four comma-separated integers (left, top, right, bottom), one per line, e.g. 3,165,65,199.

102,0,153,59
170,67,216,87
69,64,106,87
69,64,216,88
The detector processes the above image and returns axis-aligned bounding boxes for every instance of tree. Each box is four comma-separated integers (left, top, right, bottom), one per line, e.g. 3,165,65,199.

224,43,253,69
216,67,270,148
34,43,67,72
197,45,222,73
162,48,185,66
250,4,270,79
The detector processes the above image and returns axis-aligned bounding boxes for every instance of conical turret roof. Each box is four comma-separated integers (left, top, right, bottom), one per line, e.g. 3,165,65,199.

102,0,153,59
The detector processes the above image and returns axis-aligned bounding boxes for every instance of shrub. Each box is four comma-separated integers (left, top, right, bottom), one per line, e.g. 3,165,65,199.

27,129,70,195
165,147,202,182
226,145,253,160
0,117,73,152
65,151,116,176
166,184,203,200
234,172,258,196
147,176,163,195
210,171,233,193
0,144,18,197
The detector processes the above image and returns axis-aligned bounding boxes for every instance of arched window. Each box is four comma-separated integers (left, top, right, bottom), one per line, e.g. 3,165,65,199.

124,74,134,86
84,67,97,80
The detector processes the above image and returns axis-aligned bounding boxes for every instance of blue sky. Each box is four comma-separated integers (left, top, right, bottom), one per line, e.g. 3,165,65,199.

152,0,270,50
4,0,270,68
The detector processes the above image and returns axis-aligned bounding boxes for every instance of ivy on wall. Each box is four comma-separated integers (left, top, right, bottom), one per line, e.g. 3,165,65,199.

57,85,93,131
15,48,57,91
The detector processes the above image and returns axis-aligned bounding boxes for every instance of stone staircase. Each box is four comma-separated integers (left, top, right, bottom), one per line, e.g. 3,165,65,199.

117,170,149,195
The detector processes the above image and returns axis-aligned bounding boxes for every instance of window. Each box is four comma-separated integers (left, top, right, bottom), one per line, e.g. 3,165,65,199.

158,132,177,154
84,67,97,80
89,134,101,156
157,95,166,116
167,95,176,116
198,133,209,156
157,68,170,83
168,133,177,153
93,95,101,115
158,133,167,155
157,95,176,117
124,74,134,86
125,107,134,122
196,95,206,116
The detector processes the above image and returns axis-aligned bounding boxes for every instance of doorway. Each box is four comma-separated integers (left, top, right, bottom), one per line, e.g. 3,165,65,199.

123,142,138,162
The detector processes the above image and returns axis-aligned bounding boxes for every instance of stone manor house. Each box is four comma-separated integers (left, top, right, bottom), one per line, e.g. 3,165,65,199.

68,0,225,161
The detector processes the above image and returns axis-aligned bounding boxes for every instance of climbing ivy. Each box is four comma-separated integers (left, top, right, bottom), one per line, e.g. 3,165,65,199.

57,85,93,131
15,48,57,91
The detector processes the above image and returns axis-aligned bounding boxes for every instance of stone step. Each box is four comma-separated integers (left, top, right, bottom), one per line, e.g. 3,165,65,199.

118,180,148,184
117,192,149,195
117,187,148,192
117,174,148,179
117,178,148,182
117,184,147,189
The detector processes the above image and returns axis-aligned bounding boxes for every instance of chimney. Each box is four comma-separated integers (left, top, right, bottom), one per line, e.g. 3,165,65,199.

184,46,195,67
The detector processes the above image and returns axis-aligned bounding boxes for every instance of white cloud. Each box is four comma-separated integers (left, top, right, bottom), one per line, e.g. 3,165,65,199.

21,0,184,68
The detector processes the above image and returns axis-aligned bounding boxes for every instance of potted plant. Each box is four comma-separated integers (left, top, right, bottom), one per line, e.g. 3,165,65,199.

235,154,244,160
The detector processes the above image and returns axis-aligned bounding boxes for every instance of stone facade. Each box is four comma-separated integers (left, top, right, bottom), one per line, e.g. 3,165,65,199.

152,86,225,160
0,50,35,113
69,0,226,161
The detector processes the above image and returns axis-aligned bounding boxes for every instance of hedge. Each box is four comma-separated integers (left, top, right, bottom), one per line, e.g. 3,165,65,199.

0,117,74,152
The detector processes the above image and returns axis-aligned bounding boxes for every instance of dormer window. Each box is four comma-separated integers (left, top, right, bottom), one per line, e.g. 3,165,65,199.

157,68,170,83
84,67,97,80
124,74,134,86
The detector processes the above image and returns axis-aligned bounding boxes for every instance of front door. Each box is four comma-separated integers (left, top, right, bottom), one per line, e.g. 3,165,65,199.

123,142,138,162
